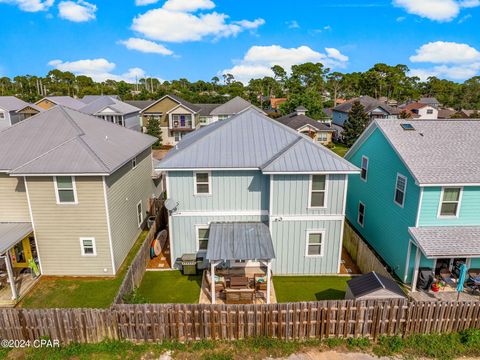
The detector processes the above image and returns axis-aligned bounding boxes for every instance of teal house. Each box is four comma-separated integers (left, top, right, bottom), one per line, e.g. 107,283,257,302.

345,119,480,291
156,109,359,283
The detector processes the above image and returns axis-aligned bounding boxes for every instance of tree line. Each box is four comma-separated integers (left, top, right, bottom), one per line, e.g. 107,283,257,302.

2,63,480,118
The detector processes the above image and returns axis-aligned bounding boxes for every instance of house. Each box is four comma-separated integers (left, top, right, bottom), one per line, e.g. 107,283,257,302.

35,96,85,110
0,96,43,130
345,272,406,300
155,109,359,300
207,96,264,124
78,96,142,131
276,106,334,145
438,108,456,119
332,96,399,137
401,102,438,119
419,97,440,108
0,106,160,303
454,109,480,118
344,119,480,292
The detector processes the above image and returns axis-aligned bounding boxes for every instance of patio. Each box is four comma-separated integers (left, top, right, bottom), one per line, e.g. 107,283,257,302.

0,270,39,307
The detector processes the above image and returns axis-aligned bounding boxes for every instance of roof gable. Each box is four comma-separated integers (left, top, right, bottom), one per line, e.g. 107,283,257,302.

210,96,261,115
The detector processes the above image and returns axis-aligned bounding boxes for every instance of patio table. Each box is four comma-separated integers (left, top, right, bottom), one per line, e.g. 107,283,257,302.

230,276,249,289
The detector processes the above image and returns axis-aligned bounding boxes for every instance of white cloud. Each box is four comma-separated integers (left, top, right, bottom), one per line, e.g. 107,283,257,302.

58,0,96,22
48,58,154,82
119,37,173,55
0,0,53,12
222,45,349,83
135,0,159,5
393,0,480,21
131,0,264,43
286,20,300,29
396,16,406,21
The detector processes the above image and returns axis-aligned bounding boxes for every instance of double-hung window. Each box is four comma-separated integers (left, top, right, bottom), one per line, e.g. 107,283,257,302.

439,187,462,217
197,226,209,251
80,237,96,256
137,201,143,227
317,132,328,142
310,175,327,207
360,156,369,181
306,231,324,256
394,174,407,207
358,202,365,226
194,172,211,195
55,176,77,204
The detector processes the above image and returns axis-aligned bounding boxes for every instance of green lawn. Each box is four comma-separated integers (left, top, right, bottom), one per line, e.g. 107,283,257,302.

135,271,202,303
20,231,148,308
273,276,351,302
331,142,350,157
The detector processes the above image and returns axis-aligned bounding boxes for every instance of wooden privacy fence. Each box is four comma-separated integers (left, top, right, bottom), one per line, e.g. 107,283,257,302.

2,300,480,344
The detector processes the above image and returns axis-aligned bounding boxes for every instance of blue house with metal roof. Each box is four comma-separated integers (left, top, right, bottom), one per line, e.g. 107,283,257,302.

345,119,480,292
155,108,360,283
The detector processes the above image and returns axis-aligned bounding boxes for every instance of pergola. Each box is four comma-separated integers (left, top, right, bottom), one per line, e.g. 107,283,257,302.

205,222,276,304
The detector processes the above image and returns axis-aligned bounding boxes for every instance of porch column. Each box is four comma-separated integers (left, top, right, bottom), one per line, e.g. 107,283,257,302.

210,261,217,304
411,247,421,293
266,260,272,304
4,253,18,300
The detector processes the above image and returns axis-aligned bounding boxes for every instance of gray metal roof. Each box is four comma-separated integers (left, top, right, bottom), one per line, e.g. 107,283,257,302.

375,119,480,185
40,96,86,110
347,272,405,298
210,96,262,115
125,100,156,112
409,226,480,258
0,96,32,112
276,113,334,132
0,222,33,254
79,96,140,115
206,222,275,261
157,109,359,174
81,95,120,104
0,106,156,175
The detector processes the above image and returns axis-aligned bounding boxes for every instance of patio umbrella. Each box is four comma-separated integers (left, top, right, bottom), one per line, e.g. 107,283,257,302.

457,263,468,301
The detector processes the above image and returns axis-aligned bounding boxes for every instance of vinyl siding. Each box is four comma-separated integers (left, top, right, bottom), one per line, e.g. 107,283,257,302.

106,148,158,271
142,97,179,127
124,113,141,131
346,127,420,280
26,176,112,276
0,174,30,222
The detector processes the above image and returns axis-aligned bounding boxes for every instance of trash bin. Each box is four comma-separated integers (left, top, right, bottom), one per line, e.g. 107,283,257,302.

147,216,156,229
181,254,197,275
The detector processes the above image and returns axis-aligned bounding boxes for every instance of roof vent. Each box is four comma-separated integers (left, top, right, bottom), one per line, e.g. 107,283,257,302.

295,106,307,116
400,123,415,131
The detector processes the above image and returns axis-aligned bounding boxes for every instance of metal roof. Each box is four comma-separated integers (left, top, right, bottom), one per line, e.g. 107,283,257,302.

79,96,140,115
157,108,359,174
39,96,86,110
347,272,406,298
210,96,263,115
409,226,480,258
124,100,156,112
0,222,33,254
81,95,120,104
0,106,156,175
0,96,33,112
206,222,275,261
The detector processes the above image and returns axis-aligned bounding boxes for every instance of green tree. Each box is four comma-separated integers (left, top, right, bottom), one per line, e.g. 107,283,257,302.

342,101,369,146
146,117,162,148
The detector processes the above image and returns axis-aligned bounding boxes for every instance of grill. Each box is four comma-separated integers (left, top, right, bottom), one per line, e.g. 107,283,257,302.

181,254,197,275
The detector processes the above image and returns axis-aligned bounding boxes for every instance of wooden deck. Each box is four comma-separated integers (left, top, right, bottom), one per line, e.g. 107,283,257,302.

0,272,39,307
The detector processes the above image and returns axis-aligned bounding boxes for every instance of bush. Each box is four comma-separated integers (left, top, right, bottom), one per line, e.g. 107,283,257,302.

346,337,370,350
122,289,148,304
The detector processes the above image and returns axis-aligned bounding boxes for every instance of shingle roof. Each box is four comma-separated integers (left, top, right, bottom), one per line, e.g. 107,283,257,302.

0,96,33,112
79,96,140,115
438,108,456,119
210,96,262,115
276,113,334,132
0,106,156,175
419,97,439,105
347,272,406,298
167,94,202,112
39,96,86,110
124,100,156,112
196,103,221,116
157,108,359,174
374,119,480,185
333,95,400,115
409,226,480,257
0,223,33,254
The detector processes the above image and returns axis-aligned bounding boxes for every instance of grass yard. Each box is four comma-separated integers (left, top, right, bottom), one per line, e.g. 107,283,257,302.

135,270,202,304
273,276,351,302
19,231,148,309
331,142,350,157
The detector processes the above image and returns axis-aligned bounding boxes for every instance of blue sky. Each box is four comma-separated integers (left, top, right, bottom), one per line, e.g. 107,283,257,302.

1,0,480,83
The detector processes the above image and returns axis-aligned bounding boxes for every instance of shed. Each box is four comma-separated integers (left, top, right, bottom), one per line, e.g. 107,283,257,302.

345,272,406,300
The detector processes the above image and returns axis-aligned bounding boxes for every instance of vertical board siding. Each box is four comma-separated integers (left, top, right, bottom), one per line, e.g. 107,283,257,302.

272,174,346,216
271,220,342,274
26,176,112,275
107,148,160,271
0,174,30,222
345,128,420,281
169,170,269,212
419,186,480,226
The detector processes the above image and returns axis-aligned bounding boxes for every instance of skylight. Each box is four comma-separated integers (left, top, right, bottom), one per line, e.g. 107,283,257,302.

400,123,415,131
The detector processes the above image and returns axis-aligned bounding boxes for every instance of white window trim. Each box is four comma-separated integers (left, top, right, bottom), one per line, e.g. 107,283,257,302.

193,171,212,196
308,174,328,209
437,186,463,218
136,200,143,228
195,224,209,253
394,173,407,208
305,229,325,257
80,237,97,257
132,157,137,169
360,156,369,182
54,176,78,205
357,201,365,227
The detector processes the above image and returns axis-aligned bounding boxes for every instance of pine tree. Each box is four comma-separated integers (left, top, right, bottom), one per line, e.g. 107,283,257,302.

342,101,370,146
146,117,162,148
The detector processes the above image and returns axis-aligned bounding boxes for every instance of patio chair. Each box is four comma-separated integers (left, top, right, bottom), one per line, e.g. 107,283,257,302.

254,273,267,291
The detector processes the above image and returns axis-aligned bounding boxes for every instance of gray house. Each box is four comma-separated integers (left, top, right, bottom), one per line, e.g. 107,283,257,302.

0,96,43,130
155,109,359,283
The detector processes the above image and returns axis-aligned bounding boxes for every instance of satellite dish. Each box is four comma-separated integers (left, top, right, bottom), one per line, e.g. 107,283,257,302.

164,198,177,211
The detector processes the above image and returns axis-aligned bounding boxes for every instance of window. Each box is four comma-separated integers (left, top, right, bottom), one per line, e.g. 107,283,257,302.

197,226,209,251
132,157,137,169
358,202,365,226
439,187,462,217
309,175,327,207
194,172,211,195
174,132,182,142
80,237,96,256
317,132,328,142
394,174,407,207
137,201,143,227
218,115,229,121
426,109,434,115
306,231,324,256
360,156,369,181
0,112,4,119
55,176,77,204
172,114,192,128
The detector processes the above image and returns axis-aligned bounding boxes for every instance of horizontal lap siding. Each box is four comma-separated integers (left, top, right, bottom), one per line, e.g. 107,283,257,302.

0,174,30,222
26,176,112,276
271,220,342,274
